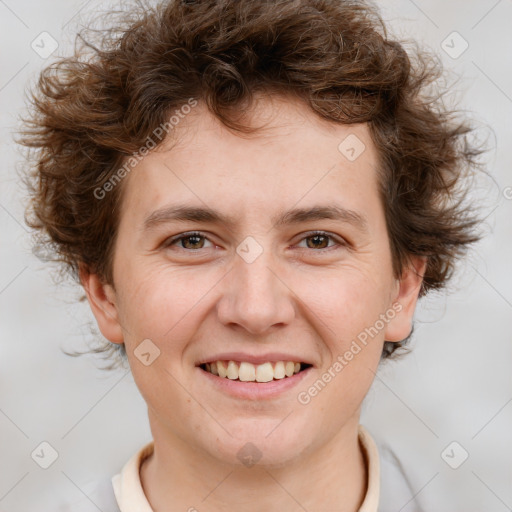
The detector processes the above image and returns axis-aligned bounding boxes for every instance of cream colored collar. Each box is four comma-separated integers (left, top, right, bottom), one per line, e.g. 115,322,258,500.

112,424,380,511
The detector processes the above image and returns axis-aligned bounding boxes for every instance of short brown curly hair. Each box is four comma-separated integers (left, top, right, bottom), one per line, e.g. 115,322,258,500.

19,0,484,366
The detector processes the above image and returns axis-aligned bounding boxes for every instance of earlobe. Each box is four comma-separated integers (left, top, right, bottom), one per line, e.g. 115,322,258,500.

79,265,125,344
384,256,427,343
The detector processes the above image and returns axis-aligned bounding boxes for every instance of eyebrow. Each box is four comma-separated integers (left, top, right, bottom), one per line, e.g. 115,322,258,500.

143,204,369,233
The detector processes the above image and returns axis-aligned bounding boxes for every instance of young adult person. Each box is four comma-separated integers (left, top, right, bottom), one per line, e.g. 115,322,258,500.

20,1,483,510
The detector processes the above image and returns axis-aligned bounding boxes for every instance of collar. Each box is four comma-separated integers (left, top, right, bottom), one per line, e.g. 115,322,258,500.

112,424,380,511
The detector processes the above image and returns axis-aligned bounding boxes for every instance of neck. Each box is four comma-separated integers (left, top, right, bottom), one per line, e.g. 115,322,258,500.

140,413,368,512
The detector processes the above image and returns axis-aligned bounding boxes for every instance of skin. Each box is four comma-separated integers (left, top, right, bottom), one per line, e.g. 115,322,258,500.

81,93,426,511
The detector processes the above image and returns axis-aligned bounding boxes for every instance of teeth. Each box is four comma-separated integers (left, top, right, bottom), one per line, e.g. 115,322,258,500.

256,362,274,383
238,362,256,382
203,360,306,382
285,361,295,377
227,360,239,380
217,360,227,378
273,361,286,379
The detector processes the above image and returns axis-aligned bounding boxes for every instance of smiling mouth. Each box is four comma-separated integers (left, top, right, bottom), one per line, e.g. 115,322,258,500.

198,360,313,382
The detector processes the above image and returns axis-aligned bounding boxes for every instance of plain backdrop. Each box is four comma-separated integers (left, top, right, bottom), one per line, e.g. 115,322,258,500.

0,1,511,511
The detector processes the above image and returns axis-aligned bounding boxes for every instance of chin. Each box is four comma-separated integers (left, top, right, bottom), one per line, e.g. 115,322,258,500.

203,419,312,468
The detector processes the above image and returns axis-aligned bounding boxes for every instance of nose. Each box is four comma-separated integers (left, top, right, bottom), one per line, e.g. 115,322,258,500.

216,244,296,335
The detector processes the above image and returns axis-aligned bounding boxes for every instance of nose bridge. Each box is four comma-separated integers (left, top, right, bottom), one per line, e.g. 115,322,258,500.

217,236,295,334
237,245,278,300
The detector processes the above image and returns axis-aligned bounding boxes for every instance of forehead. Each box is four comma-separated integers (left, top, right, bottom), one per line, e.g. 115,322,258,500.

119,93,382,228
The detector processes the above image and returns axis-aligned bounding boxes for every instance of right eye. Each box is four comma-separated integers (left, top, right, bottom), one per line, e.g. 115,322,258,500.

163,231,215,250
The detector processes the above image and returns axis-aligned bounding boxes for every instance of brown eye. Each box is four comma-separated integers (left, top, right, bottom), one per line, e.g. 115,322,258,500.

297,231,343,251
164,232,214,250
180,234,205,249
305,234,331,249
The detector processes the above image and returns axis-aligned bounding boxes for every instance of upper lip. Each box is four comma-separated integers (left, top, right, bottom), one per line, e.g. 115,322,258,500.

195,352,315,367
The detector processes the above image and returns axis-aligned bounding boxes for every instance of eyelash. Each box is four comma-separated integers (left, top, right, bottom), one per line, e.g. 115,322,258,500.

163,230,346,253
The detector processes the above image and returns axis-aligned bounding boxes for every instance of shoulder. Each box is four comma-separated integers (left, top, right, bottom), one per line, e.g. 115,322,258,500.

376,439,426,512
55,475,121,512
359,424,427,512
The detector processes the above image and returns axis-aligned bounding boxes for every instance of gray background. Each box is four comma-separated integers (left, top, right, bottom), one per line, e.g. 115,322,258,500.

1,0,511,510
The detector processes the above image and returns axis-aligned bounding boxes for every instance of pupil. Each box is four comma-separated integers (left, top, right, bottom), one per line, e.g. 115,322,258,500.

184,235,203,249
308,235,327,249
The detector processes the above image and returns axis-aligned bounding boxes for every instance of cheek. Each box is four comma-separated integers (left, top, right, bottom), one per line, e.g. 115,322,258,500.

296,271,387,415
116,263,209,342
296,263,392,344
115,268,203,413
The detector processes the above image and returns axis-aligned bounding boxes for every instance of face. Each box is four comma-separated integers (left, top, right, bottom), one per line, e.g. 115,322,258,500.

84,93,424,467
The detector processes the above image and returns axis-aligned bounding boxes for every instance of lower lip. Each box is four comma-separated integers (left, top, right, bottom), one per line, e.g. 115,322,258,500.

196,366,313,400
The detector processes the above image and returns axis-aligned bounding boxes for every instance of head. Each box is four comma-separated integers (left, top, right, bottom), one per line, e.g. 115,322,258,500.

21,0,482,464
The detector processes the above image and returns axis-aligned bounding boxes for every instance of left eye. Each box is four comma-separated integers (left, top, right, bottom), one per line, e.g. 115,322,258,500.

296,231,341,250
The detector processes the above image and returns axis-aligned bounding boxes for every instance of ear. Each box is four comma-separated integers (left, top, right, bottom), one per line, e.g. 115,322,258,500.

79,265,124,344
384,256,427,342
